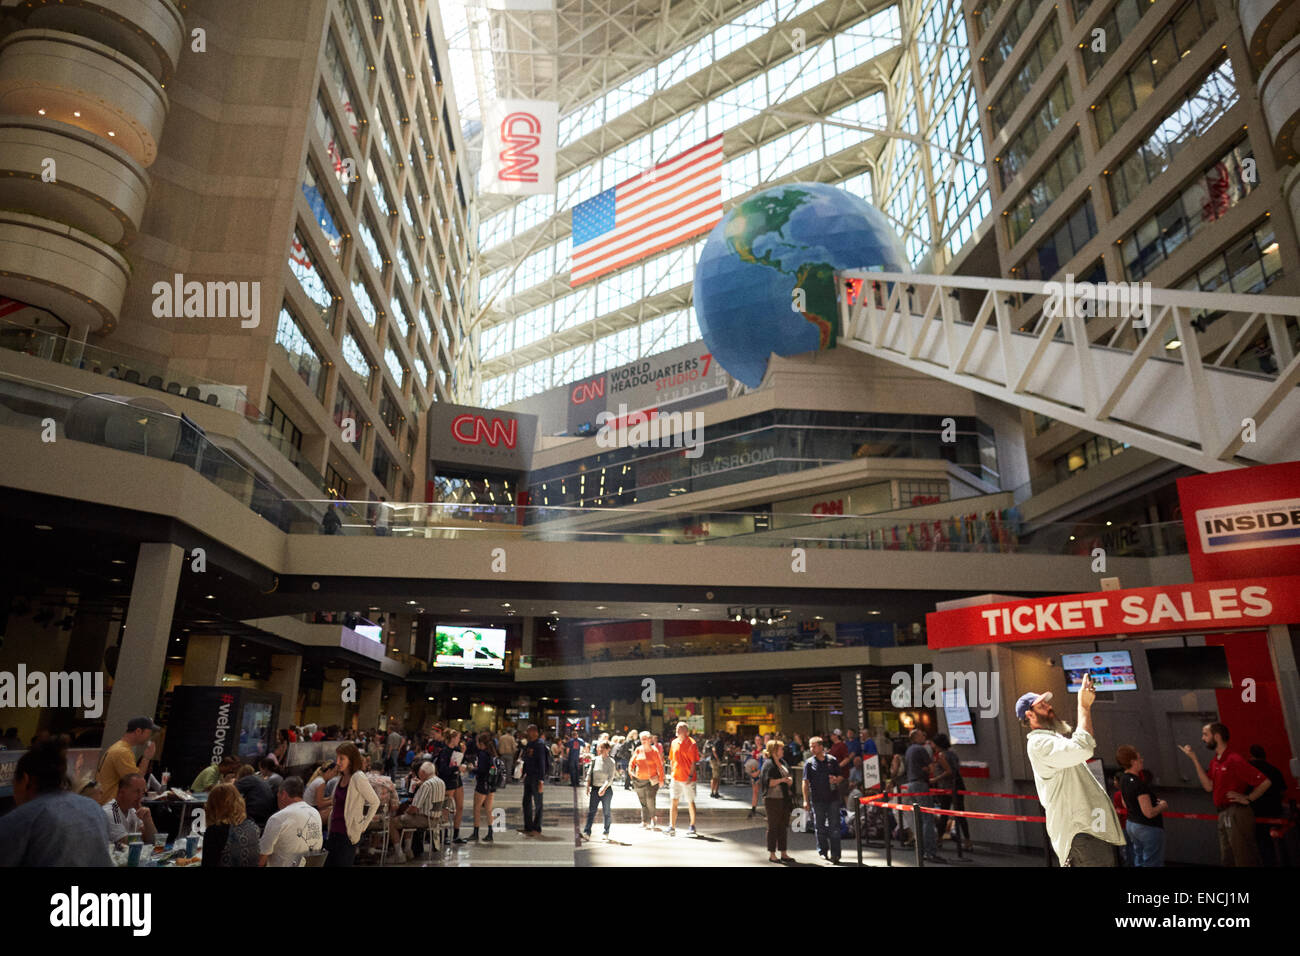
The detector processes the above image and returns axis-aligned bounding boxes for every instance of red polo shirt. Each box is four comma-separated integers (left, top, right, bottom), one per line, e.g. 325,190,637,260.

1209,750,1266,810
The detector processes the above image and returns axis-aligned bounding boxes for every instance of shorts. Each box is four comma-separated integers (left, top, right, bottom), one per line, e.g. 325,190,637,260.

671,779,696,802
475,777,494,796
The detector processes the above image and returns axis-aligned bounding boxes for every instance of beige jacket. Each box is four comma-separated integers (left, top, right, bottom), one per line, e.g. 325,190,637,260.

334,771,379,844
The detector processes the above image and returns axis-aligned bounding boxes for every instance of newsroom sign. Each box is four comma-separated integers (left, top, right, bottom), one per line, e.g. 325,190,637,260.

427,401,538,472
506,340,729,436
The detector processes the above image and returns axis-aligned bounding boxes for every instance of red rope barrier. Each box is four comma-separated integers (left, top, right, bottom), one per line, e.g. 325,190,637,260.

860,790,1290,826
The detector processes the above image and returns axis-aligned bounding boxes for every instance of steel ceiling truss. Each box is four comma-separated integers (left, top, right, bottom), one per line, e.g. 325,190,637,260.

838,270,1300,472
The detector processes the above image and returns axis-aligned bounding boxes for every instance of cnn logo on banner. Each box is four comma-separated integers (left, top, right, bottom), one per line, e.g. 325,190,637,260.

481,99,557,196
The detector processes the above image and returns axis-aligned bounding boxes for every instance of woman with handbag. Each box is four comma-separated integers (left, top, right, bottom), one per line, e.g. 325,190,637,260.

760,740,796,862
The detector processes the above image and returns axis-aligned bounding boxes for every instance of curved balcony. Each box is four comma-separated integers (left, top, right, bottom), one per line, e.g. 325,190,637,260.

19,0,186,84
0,29,169,167
0,210,129,334
0,117,150,246
1238,0,1300,71
1260,34,1300,164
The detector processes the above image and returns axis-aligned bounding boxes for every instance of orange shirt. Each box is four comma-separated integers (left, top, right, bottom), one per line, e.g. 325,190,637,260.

630,745,664,782
670,736,700,781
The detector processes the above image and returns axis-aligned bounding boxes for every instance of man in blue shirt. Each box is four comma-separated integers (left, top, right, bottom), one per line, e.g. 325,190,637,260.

846,729,863,762
904,729,943,863
519,724,550,835
566,730,585,787
0,740,111,866
859,727,879,758
801,736,843,863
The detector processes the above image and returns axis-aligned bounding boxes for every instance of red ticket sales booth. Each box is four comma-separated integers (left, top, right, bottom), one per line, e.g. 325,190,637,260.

926,460,1300,796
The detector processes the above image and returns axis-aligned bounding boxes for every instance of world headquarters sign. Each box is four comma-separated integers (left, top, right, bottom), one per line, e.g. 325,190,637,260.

427,402,538,472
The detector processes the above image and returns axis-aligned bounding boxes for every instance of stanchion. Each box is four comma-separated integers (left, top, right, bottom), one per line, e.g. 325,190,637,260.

856,802,863,867
913,804,924,868
884,799,893,867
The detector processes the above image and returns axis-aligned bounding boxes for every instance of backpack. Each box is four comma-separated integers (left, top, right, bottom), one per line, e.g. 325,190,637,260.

487,756,506,791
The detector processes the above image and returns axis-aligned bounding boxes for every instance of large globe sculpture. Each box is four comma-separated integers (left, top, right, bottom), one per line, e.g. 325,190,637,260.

693,182,909,387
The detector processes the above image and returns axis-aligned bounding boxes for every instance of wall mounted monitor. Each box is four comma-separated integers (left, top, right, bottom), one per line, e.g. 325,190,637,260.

1061,650,1137,692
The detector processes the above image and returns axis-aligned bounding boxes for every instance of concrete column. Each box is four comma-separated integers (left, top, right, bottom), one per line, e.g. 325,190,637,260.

103,543,184,740
318,667,349,728
521,617,535,659
181,634,229,685
266,653,303,729
386,683,408,731
358,678,383,731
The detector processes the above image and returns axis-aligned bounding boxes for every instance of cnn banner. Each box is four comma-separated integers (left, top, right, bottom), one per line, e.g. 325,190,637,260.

480,98,557,196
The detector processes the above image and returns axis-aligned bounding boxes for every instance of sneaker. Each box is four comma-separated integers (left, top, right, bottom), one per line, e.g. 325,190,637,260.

666,827,676,836
688,825,697,836
601,834,610,842
924,853,947,864
640,822,649,830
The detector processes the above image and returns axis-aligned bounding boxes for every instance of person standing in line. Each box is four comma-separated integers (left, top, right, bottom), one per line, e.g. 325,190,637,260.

761,740,796,863
94,716,158,805
709,734,726,798
667,721,700,837
434,728,467,844
1018,676,1124,866
829,730,853,804
629,730,666,830
565,728,586,788
859,727,879,760
583,740,617,842
932,734,971,851
903,730,943,864
320,742,379,866
1247,745,1287,866
470,732,499,843
258,776,324,867
519,724,550,836
1115,746,1167,866
497,728,517,785
1178,722,1271,867
801,735,842,863
619,730,638,790
746,751,762,818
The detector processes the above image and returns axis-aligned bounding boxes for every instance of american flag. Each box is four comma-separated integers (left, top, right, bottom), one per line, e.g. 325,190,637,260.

570,135,723,286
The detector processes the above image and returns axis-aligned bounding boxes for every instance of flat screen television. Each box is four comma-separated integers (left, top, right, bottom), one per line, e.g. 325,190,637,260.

1061,650,1137,692
435,625,506,670
1145,646,1231,691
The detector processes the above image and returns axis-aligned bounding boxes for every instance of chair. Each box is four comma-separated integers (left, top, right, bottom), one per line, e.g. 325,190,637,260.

166,381,181,394
184,385,201,400
123,369,141,384
204,394,219,405
146,375,163,389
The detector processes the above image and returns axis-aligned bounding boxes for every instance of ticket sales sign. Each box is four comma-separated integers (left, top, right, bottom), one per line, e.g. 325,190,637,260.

926,577,1300,648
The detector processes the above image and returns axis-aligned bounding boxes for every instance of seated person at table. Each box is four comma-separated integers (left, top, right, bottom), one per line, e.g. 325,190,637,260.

258,776,323,867
258,756,284,792
234,763,276,828
201,783,261,867
104,773,157,845
362,756,405,862
304,761,339,808
397,761,446,855
0,739,111,866
190,755,241,793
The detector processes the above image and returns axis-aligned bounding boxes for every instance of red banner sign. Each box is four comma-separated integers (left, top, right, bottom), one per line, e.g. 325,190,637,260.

926,577,1300,648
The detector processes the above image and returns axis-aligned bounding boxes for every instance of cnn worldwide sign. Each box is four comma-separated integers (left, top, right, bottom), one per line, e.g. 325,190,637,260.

429,403,537,471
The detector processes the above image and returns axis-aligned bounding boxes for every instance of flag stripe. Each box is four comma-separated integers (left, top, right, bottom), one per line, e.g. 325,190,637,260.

570,136,724,287
572,180,722,269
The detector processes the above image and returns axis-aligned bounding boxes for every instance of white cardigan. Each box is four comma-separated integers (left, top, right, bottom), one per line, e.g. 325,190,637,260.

335,771,379,844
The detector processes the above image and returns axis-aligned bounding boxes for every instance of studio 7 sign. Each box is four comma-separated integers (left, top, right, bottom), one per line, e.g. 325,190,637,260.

480,99,557,196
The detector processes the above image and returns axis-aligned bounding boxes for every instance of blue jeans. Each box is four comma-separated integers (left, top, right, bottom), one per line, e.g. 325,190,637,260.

1126,820,1165,867
811,800,841,859
905,781,938,855
585,787,613,835
523,776,544,832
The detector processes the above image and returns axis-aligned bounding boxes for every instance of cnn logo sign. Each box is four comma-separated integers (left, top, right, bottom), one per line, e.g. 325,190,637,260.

451,414,517,449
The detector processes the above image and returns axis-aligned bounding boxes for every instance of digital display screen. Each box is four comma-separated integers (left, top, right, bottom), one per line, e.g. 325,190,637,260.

435,625,506,670
238,701,273,760
1061,650,1137,693
354,623,383,642
1145,646,1231,691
